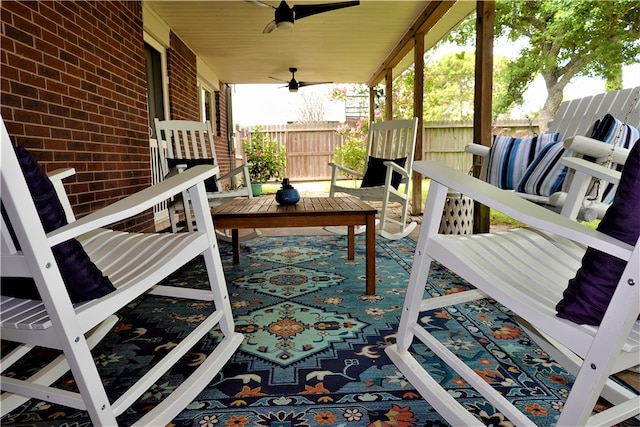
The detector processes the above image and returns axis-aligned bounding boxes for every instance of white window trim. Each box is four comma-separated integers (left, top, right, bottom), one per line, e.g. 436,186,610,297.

199,83,218,134
143,33,170,123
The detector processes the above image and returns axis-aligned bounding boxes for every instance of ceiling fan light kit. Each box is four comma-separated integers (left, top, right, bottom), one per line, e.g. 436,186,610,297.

276,21,294,30
274,1,295,30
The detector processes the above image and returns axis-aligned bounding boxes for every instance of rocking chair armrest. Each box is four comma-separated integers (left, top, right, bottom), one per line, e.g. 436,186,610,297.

47,165,218,246
561,157,621,186
217,162,250,182
47,168,76,182
465,143,491,157
47,168,77,223
384,160,409,176
414,160,633,261
165,164,189,180
328,162,363,178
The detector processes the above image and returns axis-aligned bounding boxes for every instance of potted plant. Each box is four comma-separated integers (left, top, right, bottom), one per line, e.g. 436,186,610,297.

242,126,286,196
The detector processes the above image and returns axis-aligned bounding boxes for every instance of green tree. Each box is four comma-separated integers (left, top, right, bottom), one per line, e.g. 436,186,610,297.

449,0,640,129
391,52,511,121
424,52,477,120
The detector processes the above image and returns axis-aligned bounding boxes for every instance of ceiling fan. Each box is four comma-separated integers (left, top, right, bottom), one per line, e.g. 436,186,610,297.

269,67,330,92
249,0,360,34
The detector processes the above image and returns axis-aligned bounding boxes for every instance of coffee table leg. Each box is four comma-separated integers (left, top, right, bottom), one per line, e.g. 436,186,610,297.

232,229,240,264
365,214,376,295
347,225,355,260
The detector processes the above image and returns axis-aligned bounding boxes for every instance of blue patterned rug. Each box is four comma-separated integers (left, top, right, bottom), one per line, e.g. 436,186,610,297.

1,235,636,426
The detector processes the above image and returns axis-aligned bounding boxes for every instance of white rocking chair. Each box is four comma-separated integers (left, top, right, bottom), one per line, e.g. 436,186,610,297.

328,118,419,240
0,117,243,426
154,118,259,241
387,157,639,426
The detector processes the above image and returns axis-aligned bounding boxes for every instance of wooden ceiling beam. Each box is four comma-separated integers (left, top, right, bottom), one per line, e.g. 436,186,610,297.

367,1,456,87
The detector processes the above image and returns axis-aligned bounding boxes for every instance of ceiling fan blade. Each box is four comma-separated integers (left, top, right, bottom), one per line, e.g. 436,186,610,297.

263,20,277,33
292,1,359,21
246,0,275,8
299,81,331,88
269,76,289,83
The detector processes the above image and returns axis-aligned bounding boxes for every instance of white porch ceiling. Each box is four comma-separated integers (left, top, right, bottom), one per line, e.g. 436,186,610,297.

145,0,475,87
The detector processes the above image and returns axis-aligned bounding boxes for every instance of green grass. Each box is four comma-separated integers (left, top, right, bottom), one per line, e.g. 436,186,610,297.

489,210,525,228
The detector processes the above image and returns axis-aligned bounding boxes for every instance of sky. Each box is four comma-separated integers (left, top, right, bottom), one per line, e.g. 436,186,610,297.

231,40,640,127
231,84,344,127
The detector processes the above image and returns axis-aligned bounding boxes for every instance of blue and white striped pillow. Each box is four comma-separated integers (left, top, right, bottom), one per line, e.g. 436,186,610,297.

516,141,573,197
486,133,559,190
591,114,640,149
590,114,640,203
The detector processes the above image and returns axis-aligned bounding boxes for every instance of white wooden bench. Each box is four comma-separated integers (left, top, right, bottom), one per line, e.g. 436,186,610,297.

466,87,640,220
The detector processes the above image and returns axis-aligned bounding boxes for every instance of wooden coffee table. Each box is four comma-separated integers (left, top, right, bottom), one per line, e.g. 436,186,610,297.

211,197,377,295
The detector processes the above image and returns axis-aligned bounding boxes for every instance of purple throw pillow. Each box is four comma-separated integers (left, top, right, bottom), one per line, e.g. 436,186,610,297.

556,138,640,326
3,147,115,303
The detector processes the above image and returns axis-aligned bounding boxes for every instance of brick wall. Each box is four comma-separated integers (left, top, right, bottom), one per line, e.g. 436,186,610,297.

166,33,232,176
1,0,153,232
167,32,199,122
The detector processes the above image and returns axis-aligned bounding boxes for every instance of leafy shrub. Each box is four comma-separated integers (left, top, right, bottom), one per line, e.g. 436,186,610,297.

333,119,369,178
242,126,286,183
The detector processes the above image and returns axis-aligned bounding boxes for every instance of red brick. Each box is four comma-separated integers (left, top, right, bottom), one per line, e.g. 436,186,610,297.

0,0,226,232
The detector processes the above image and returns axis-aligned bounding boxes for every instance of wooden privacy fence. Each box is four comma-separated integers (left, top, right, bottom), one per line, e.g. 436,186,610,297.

424,120,540,174
236,123,343,181
236,120,540,182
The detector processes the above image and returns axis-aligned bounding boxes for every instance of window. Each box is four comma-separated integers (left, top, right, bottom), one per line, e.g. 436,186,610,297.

144,42,166,139
201,87,213,123
200,85,219,136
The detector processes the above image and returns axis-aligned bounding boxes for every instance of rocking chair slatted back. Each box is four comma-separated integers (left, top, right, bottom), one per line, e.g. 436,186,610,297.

368,119,416,165
155,119,219,177
154,118,256,235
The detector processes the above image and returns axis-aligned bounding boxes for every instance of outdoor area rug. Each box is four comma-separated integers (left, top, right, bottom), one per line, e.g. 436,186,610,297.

2,234,637,426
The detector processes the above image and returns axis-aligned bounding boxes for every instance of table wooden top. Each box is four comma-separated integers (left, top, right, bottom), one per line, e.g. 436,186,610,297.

211,197,377,218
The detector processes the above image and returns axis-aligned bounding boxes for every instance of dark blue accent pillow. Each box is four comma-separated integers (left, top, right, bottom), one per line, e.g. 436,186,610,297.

361,156,407,189
167,158,218,192
556,138,640,326
589,114,640,203
2,147,115,303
